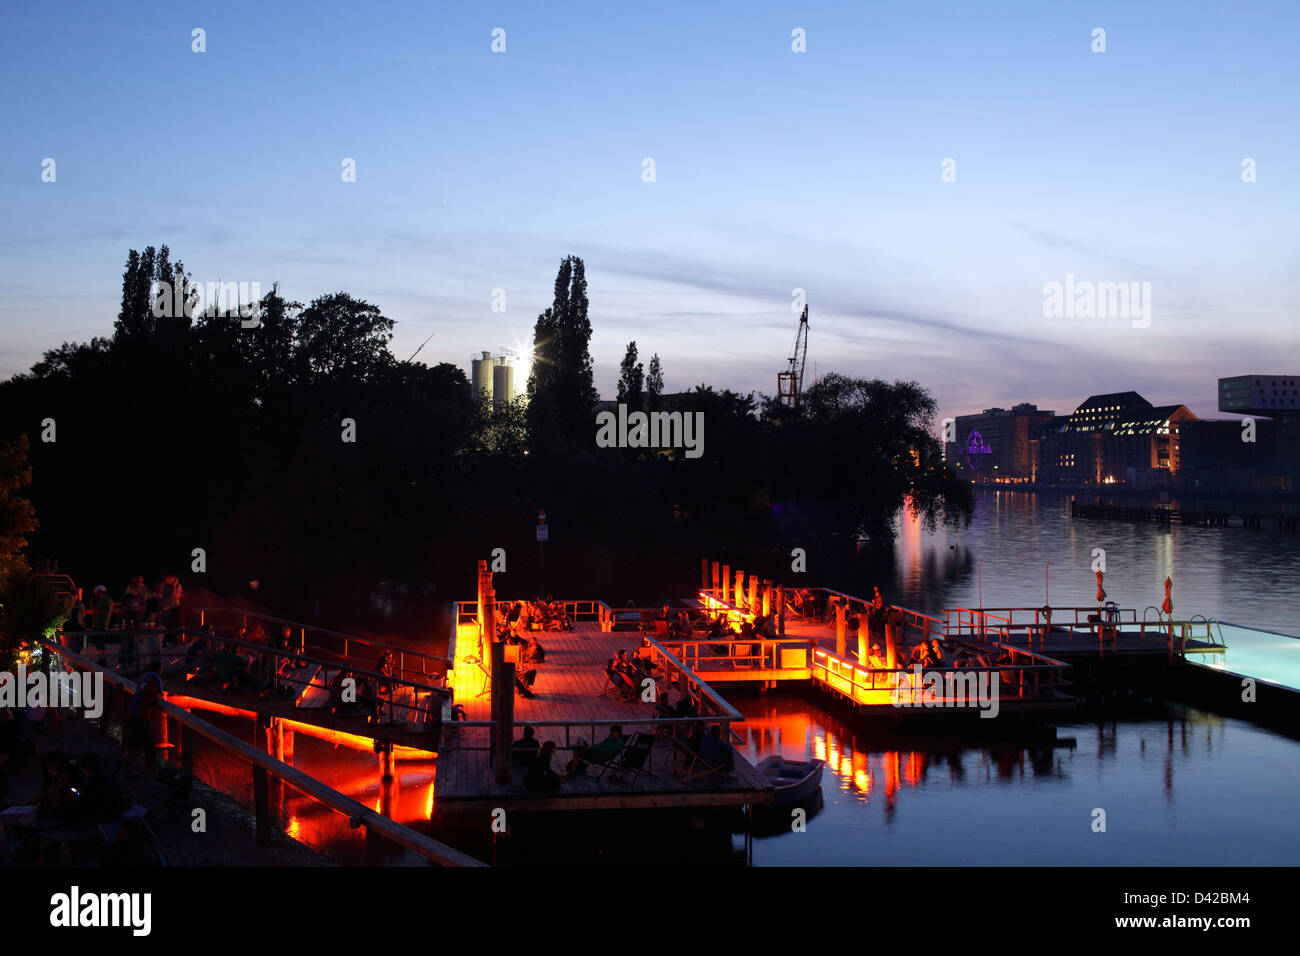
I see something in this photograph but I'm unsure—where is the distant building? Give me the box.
[1029,392,1196,486]
[468,351,522,409]
[1218,374,1300,415]
[1187,373,1300,491]
[945,403,1056,481]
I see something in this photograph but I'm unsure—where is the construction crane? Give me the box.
[777,305,809,407]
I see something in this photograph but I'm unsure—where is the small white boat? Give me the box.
[757,755,824,805]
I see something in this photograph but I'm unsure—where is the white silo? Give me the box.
[471,351,494,402]
[492,357,515,410]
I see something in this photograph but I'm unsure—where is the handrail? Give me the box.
[67,626,449,724]
[37,638,484,867]
[642,634,743,723]
[810,641,1069,705]
[190,603,451,664]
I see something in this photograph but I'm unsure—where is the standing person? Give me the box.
[120,577,145,673]
[123,660,163,776]
[89,585,114,657]
[372,652,395,724]
[63,588,86,648]
[121,576,145,628]
[159,575,183,646]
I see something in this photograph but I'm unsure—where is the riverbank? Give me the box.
[2,709,333,867]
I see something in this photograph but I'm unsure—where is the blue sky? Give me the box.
[2,0,1297,420]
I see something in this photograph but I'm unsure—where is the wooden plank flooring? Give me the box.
[437,622,771,812]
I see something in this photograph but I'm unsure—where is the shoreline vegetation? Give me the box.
[0,249,972,637]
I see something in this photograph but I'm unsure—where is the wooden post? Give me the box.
[776,587,785,636]
[748,575,758,615]
[858,613,870,664]
[712,561,720,595]
[478,561,491,634]
[721,564,731,602]
[490,642,514,784]
[761,580,772,617]
[271,717,285,762]
[482,588,496,675]
[182,724,195,782]
[735,570,745,610]
[252,765,271,845]
[835,602,847,657]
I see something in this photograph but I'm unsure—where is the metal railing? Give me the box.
[809,640,1070,706]
[189,605,449,686]
[659,635,815,672]
[940,606,1227,658]
[62,626,449,730]
[35,638,483,867]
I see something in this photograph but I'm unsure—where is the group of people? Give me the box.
[512,724,631,791]
[0,660,169,865]
[511,717,734,793]
[499,597,572,637]
[63,575,184,670]
[604,646,656,701]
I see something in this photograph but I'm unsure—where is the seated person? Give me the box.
[564,725,624,778]
[512,726,541,764]
[37,751,85,821]
[517,602,535,632]
[605,659,637,700]
[330,669,364,714]
[928,639,945,666]
[523,741,562,792]
[520,637,545,691]
[908,642,933,667]
[213,645,251,688]
[64,752,126,825]
[698,724,735,772]
[673,691,698,719]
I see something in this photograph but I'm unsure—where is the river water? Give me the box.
[176,489,1300,865]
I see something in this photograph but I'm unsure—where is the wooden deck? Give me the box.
[437,622,772,812]
[76,634,445,752]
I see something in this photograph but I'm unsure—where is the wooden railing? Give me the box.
[36,638,483,867]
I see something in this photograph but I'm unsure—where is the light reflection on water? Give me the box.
[177,490,1299,865]
[877,489,1300,637]
[732,691,1300,866]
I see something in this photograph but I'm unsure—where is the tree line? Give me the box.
[0,247,972,635]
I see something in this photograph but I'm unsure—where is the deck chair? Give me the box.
[602,732,656,784]
[581,739,628,780]
[672,737,734,782]
[637,610,658,636]
[599,663,637,700]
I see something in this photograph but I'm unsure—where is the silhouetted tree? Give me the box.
[295,292,394,382]
[527,256,597,447]
[646,353,663,413]
[616,341,644,409]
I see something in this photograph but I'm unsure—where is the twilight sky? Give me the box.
[2,1,1297,421]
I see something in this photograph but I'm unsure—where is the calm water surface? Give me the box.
[177,490,1300,865]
